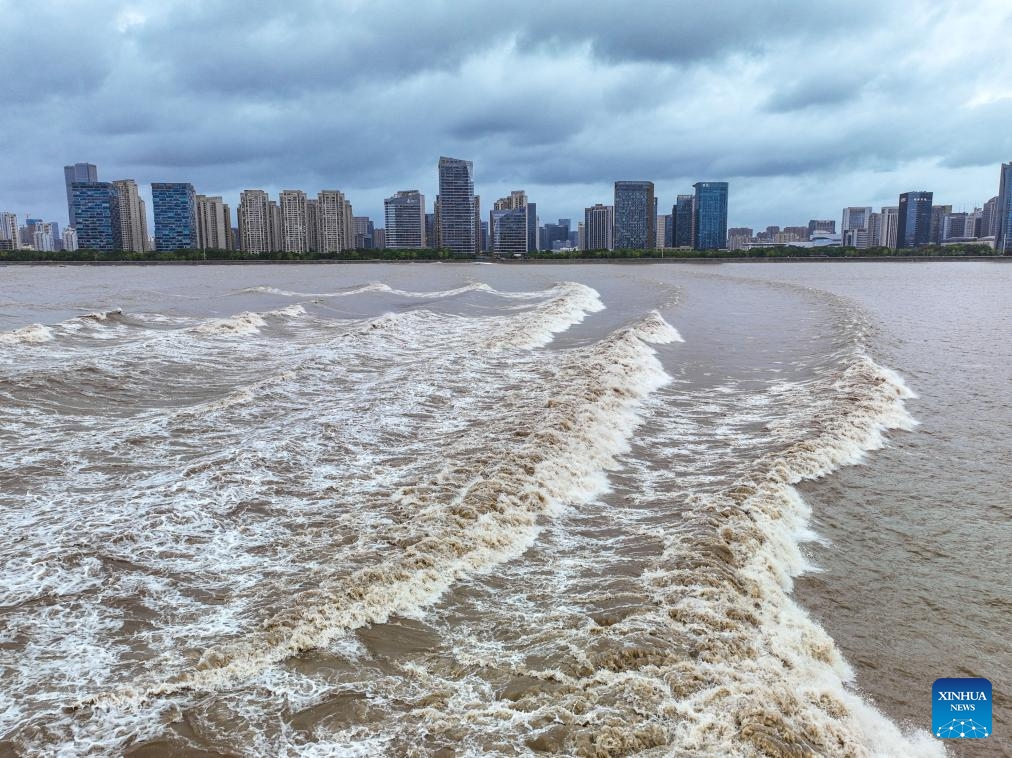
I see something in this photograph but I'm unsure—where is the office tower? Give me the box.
[62,227,78,251]
[112,179,148,252]
[480,220,489,252]
[980,195,999,238]
[437,156,476,256]
[64,163,98,227]
[373,228,386,248]
[941,212,969,241]
[995,163,1012,253]
[489,191,531,257]
[866,213,882,246]
[896,191,933,248]
[526,204,537,254]
[543,218,571,250]
[842,207,872,233]
[152,183,197,251]
[352,217,374,249]
[880,206,899,249]
[693,182,729,250]
[238,189,270,254]
[672,195,693,248]
[614,181,655,249]
[317,190,352,253]
[384,191,426,248]
[196,195,231,251]
[71,183,121,251]
[268,200,283,252]
[656,214,671,248]
[584,204,613,250]
[425,213,436,249]
[474,195,481,255]
[577,222,585,250]
[930,204,951,244]
[0,212,18,248]
[278,190,308,253]
[807,219,835,235]
[33,223,56,252]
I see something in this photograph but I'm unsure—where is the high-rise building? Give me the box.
[489,191,531,257]
[238,190,271,254]
[614,181,655,249]
[930,204,952,244]
[62,227,78,252]
[33,223,57,252]
[306,199,319,252]
[867,212,882,246]
[152,182,197,251]
[373,228,386,249]
[384,191,426,249]
[425,213,436,250]
[656,215,670,248]
[880,206,899,249]
[808,219,836,235]
[693,182,729,250]
[672,195,693,248]
[268,200,283,252]
[353,216,374,249]
[317,190,353,253]
[995,163,1012,253]
[842,207,872,233]
[196,195,231,251]
[980,195,999,238]
[437,156,476,256]
[112,179,148,252]
[584,204,613,250]
[896,191,933,249]
[278,190,309,253]
[71,182,121,251]
[542,218,571,251]
[941,212,970,241]
[64,163,98,227]
[0,212,19,248]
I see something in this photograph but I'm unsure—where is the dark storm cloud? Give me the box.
[1,0,1009,229]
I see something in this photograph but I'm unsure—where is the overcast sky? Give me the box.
[3,0,1011,231]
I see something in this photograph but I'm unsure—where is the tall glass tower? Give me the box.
[152,183,197,251]
[672,195,694,248]
[613,181,655,249]
[70,182,121,251]
[437,157,476,256]
[693,182,728,250]
[896,191,933,249]
[64,163,98,227]
[995,163,1012,254]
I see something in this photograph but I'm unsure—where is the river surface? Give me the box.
[0,261,1007,757]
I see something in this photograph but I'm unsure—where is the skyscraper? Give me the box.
[268,200,283,252]
[880,206,899,249]
[930,204,952,245]
[995,163,1012,253]
[613,181,655,249]
[672,195,693,248]
[62,227,78,252]
[238,190,271,254]
[842,207,872,233]
[196,195,232,251]
[0,212,19,249]
[693,182,729,250]
[384,191,426,249]
[317,190,353,253]
[112,179,148,252]
[279,190,309,253]
[64,163,98,227]
[306,199,319,252]
[584,204,614,250]
[353,216,374,249]
[896,191,933,248]
[71,182,121,251]
[152,183,197,251]
[981,195,999,238]
[437,157,476,256]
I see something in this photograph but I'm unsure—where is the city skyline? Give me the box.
[2,2,1010,233]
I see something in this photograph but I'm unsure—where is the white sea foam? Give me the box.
[0,323,54,345]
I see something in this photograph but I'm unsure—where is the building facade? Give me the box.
[614,181,655,249]
[317,190,353,253]
[152,182,197,251]
[64,162,98,227]
[995,163,1012,253]
[196,195,232,251]
[112,179,148,252]
[693,182,728,250]
[384,191,426,249]
[842,207,872,233]
[71,182,121,251]
[437,157,477,256]
[880,206,899,249]
[896,191,933,248]
[672,195,693,248]
[584,204,613,250]
[0,212,19,248]
[238,190,271,254]
[279,190,309,253]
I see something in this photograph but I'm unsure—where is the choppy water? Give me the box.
[0,262,1007,757]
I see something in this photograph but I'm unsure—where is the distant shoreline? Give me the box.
[1,255,1008,266]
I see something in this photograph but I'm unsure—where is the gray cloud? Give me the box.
[2,0,1010,231]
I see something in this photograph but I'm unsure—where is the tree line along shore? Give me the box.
[0,243,1003,264]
